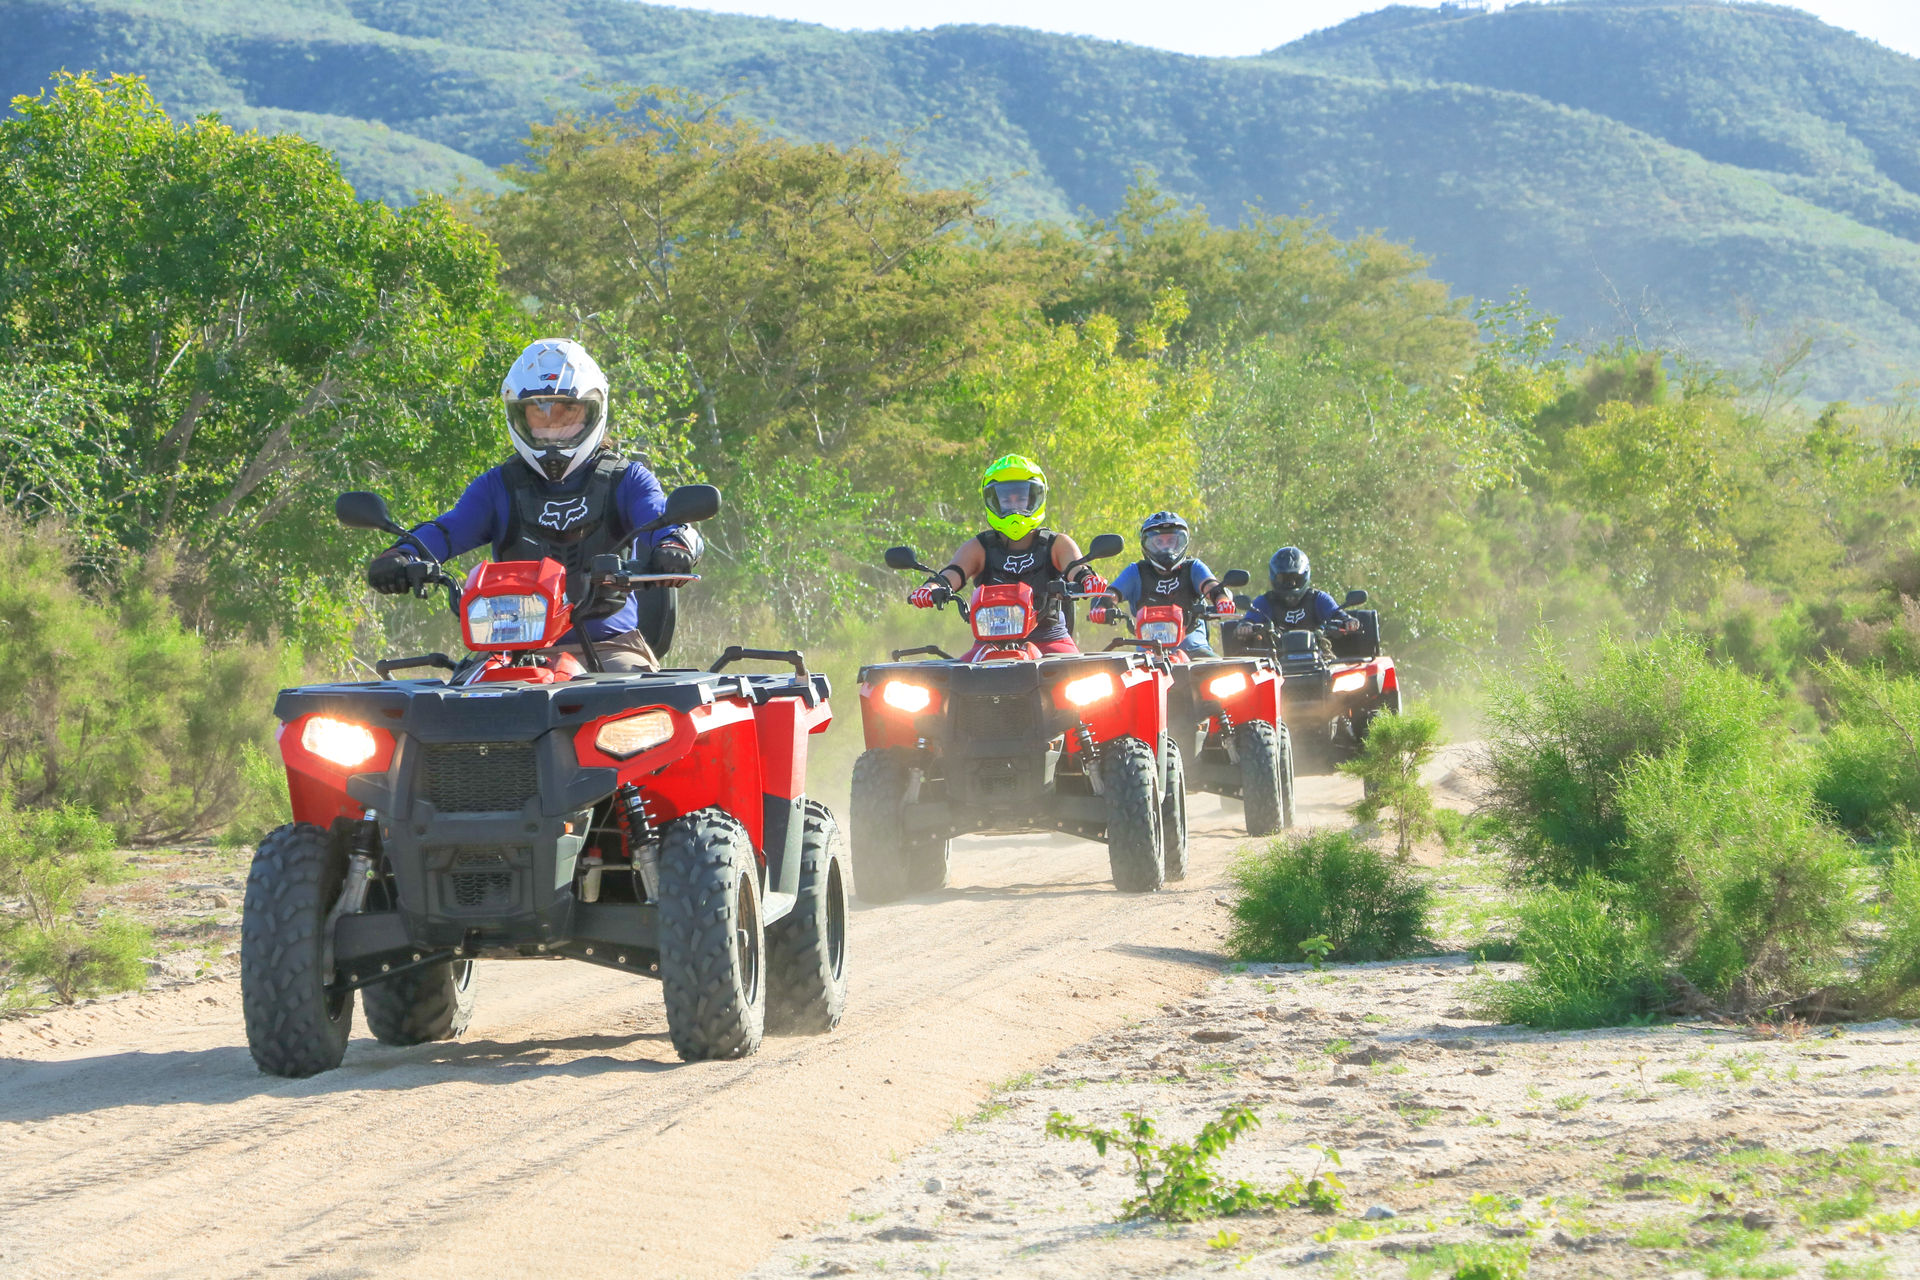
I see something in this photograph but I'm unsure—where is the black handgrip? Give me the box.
[709,646,812,681]
[375,653,457,678]
[890,644,954,662]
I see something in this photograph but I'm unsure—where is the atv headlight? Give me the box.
[1331,670,1369,694]
[1140,620,1181,647]
[881,681,932,713]
[973,603,1029,638]
[301,716,378,769]
[594,709,675,758]
[1207,672,1249,700]
[1063,672,1116,707]
[466,592,548,646]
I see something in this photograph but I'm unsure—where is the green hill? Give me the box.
[6,0,1919,400]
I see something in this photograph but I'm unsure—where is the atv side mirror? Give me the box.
[1084,533,1125,562]
[1222,569,1250,589]
[884,546,922,572]
[648,483,721,531]
[1344,588,1369,607]
[336,491,402,534]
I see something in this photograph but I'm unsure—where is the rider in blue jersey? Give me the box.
[1093,512,1236,656]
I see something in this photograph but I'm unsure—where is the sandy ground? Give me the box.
[0,772,1360,1280]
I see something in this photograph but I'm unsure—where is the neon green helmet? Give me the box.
[981,454,1048,541]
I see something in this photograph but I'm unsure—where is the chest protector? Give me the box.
[494,454,634,623]
[977,528,1069,638]
[1133,558,1205,628]
[1263,591,1317,629]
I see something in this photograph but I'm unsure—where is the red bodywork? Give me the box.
[278,559,833,864]
[1132,604,1282,732]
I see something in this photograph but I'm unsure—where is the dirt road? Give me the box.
[0,777,1359,1280]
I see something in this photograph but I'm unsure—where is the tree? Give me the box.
[0,73,524,649]
[1340,706,1443,860]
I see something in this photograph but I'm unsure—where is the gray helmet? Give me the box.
[1269,546,1310,606]
[1139,511,1191,571]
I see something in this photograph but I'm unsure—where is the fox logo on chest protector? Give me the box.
[1001,551,1038,573]
[539,496,590,531]
[1154,577,1181,596]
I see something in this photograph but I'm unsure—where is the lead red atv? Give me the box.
[1098,581,1295,846]
[241,485,847,1078]
[850,535,1182,901]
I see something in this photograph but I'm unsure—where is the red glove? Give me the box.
[1077,572,1108,597]
[1088,602,1112,625]
[1212,596,1237,616]
[909,584,940,609]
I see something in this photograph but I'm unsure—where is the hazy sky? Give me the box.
[654,0,1920,59]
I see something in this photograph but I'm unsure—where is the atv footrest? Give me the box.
[1185,757,1245,797]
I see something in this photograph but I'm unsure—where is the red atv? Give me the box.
[1099,579,1295,845]
[1223,588,1400,776]
[850,536,1182,901]
[242,486,847,1078]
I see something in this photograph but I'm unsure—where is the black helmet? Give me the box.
[1139,511,1191,571]
[1269,546,1311,606]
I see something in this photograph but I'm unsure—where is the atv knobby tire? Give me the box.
[659,809,765,1061]
[362,959,476,1046]
[850,748,948,903]
[1101,736,1163,893]
[766,800,850,1036]
[1236,720,1289,836]
[1159,734,1189,881]
[241,822,354,1078]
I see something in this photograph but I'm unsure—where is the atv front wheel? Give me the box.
[1236,720,1287,837]
[767,800,850,1036]
[241,822,354,1078]
[659,809,765,1061]
[850,748,949,903]
[1101,736,1164,893]
[1159,734,1189,881]
[362,959,476,1046]
[1278,721,1298,829]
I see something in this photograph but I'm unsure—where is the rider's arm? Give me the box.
[400,472,499,560]
[1189,559,1227,606]
[1050,533,1099,587]
[935,538,984,591]
[615,465,699,559]
[1109,563,1143,609]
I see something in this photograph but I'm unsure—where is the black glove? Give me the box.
[651,540,697,575]
[368,549,427,595]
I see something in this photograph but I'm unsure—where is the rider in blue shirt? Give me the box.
[366,339,699,671]
[1095,512,1236,656]
[1239,546,1358,636]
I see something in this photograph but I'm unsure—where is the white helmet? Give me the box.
[502,338,610,481]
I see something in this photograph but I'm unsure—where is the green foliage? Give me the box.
[1226,829,1433,964]
[0,516,295,841]
[1479,879,1667,1030]
[0,793,150,1005]
[1406,1241,1530,1280]
[1341,705,1443,857]
[1045,1106,1343,1221]
[1815,662,1920,836]
[1858,850,1920,1017]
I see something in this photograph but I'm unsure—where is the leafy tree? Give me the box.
[1341,706,1443,859]
[0,72,523,649]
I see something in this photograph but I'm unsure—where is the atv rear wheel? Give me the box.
[241,822,354,1078]
[766,800,850,1036]
[1237,720,1287,837]
[850,748,948,903]
[1159,734,1189,881]
[362,959,476,1046]
[1101,736,1163,893]
[659,809,765,1061]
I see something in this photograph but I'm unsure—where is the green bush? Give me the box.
[0,795,151,1005]
[1858,850,1920,1016]
[1814,662,1920,836]
[0,518,298,841]
[1226,829,1433,964]
[1479,880,1667,1029]
[1341,704,1443,857]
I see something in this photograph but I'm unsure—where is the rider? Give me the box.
[1093,511,1235,656]
[908,454,1107,656]
[1239,546,1358,638]
[365,337,701,673]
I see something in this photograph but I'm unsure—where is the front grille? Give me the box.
[951,693,1037,740]
[419,741,537,813]
[451,871,514,910]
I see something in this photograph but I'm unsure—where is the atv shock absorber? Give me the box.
[323,811,381,979]
[616,784,661,904]
[1073,724,1104,796]
[1216,710,1239,763]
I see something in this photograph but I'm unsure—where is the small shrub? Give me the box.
[0,795,151,1005]
[1226,829,1433,963]
[1479,879,1667,1029]
[1341,704,1443,857]
[1815,662,1920,836]
[1860,850,1920,1015]
[1046,1106,1343,1221]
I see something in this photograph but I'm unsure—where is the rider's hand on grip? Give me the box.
[651,540,697,576]
[1212,596,1237,616]
[909,583,941,609]
[1078,571,1108,597]
[404,561,435,595]
[1087,602,1112,625]
[368,550,422,596]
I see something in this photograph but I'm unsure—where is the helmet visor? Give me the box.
[984,479,1045,519]
[506,395,603,452]
[1275,571,1308,594]
[1143,529,1188,564]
